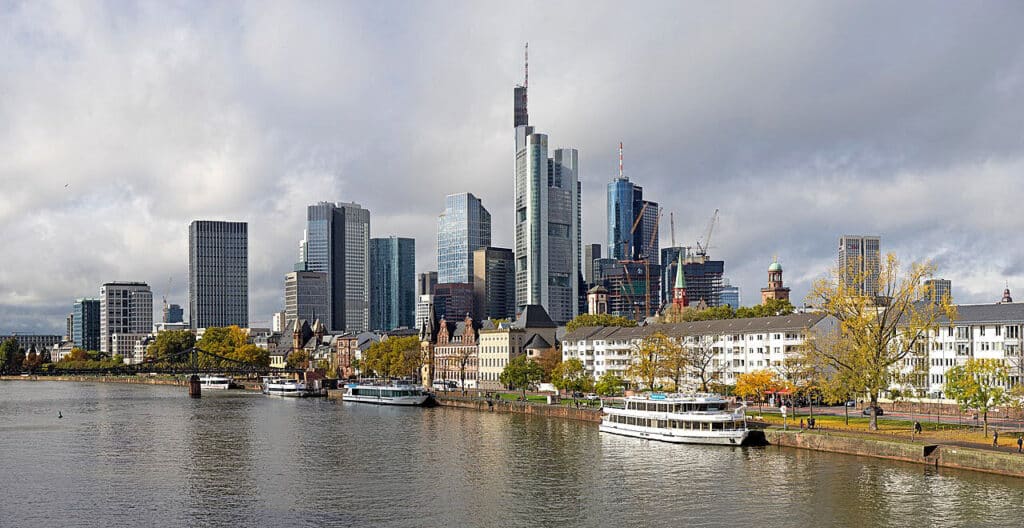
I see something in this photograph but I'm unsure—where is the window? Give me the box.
[996,325,1002,336]
[980,326,986,336]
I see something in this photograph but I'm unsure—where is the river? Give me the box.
[1,381,1022,527]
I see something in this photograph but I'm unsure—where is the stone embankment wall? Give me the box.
[0,375,185,386]
[434,395,604,423]
[764,429,1024,478]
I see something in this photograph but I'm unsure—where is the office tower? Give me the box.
[838,235,881,296]
[162,304,183,324]
[592,261,663,321]
[417,272,438,297]
[65,313,73,342]
[925,279,952,304]
[606,146,659,264]
[473,247,515,320]
[433,282,474,321]
[189,220,248,329]
[72,298,100,351]
[721,280,741,308]
[285,271,329,329]
[677,258,725,308]
[370,236,416,331]
[584,243,602,284]
[437,193,491,284]
[514,132,580,324]
[99,282,153,354]
[302,201,370,332]
[660,247,687,307]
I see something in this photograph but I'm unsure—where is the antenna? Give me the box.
[524,42,528,89]
[670,212,676,248]
[619,142,624,179]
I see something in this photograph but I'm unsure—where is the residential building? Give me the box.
[72,298,100,351]
[300,201,370,332]
[433,283,474,321]
[189,220,248,329]
[924,279,952,304]
[370,236,416,331]
[760,258,791,304]
[163,303,184,324]
[285,271,330,331]
[584,243,602,285]
[720,280,740,309]
[561,313,835,386]
[99,282,153,354]
[473,247,515,321]
[417,272,438,296]
[838,235,881,297]
[437,193,491,284]
[476,305,557,390]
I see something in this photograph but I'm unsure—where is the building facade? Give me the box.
[370,236,416,331]
[660,247,687,307]
[607,171,659,263]
[417,272,438,296]
[163,303,184,324]
[584,243,602,285]
[760,259,791,304]
[838,235,881,297]
[72,298,101,351]
[433,282,475,321]
[285,271,330,331]
[189,220,248,329]
[431,314,484,390]
[437,193,491,285]
[99,282,153,355]
[301,201,370,332]
[473,247,515,321]
[477,305,557,390]
[680,258,725,308]
[593,260,662,321]
[925,279,952,304]
[720,281,740,309]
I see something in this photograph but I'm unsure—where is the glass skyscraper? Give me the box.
[189,220,248,330]
[302,202,370,332]
[437,193,491,284]
[370,236,416,331]
[72,298,100,351]
[607,177,659,263]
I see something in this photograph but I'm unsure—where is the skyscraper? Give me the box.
[162,304,184,324]
[606,145,659,264]
[473,247,515,320]
[99,282,152,354]
[72,298,100,351]
[924,278,952,304]
[189,220,248,329]
[285,271,329,329]
[584,243,602,284]
[301,202,370,332]
[838,235,881,296]
[370,236,416,331]
[660,246,686,307]
[437,193,491,284]
[720,280,741,308]
[417,272,438,296]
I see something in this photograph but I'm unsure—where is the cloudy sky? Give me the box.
[2,1,1024,334]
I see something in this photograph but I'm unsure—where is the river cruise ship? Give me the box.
[342,383,429,406]
[600,393,748,446]
[198,375,231,390]
[261,376,308,397]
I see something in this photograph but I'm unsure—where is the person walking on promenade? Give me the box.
[914,421,922,436]
[992,430,998,447]
[1017,435,1022,453]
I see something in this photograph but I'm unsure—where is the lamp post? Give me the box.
[781,404,788,431]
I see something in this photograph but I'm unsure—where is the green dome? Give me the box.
[768,261,783,272]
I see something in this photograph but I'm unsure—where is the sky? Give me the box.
[2,1,1024,334]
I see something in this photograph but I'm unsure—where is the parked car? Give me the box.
[862,406,884,416]
[845,400,857,408]
[584,393,600,401]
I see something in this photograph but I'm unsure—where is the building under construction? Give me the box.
[594,260,662,321]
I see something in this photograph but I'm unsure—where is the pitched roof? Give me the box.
[562,312,829,342]
[935,302,1024,325]
[523,334,552,350]
[513,305,556,329]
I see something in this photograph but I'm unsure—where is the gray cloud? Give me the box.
[2,1,1024,333]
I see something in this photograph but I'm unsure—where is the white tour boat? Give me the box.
[342,383,429,406]
[600,393,748,446]
[198,375,232,390]
[262,376,308,397]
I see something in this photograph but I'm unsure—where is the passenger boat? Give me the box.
[198,375,231,390]
[342,383,429,406]
[261,376,308,397]
[600,393,748,446]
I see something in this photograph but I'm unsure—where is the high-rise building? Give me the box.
[682,259,725,308]
[162,303,183,324]
[660,247,687,307]
[189,220,248,329]
[370,236,416,331]
[417,272,438,297]
[838,235,881,297]
[925,279,952,304]
[72,298,100,351]
[99,282,153,354]
[301,201,370,332]
[473,247,515,321]
[272,311,287,333]
[433,282,474,321]
[606,149,659,264]
[437,193,491,284]
[513,135,580,324]
[584,243,602,284]
[415,294,435,333]
[285,271,329,329]
[720,280,741,308]
[593,261,662,321]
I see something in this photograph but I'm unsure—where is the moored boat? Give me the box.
[600,393,748,446]
[342,383,428,406]
[199,375,232,390]
[262,376,308,397]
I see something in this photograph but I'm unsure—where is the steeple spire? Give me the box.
[672,259,688,310]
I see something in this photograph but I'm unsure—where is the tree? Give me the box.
[362,336,421,381]
[196,326,249,368]
[535,348,561,383]
[566,313,637,332]
[945,358,1009,436]
[595,372,625,396]
[64,347,89,362]
[285,349,310,370]
[628,333,667,390]
[0,338,18,374]
[684,335,720,392]
[233,344,270,369]
[147,330,195,363]
[500,355,544,400]
[805,254,954,430]
[734,370,779,414]
[22,347,41,373]
[656,335,688,391]
[552,358,590,401]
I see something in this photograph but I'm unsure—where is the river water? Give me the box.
[1,381,1022,527]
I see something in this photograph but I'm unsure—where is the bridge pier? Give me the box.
[188,374,201,398]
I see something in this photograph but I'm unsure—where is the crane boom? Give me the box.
[670,212,676,248]
[697,209,719,256]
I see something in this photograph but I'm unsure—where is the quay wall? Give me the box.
[1,375,186,386]
[434,395,603,423]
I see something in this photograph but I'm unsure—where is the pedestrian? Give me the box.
[993,430,999,447]
[914,421,922,435]
[1017,435,1022,453]
[800,418,804,429]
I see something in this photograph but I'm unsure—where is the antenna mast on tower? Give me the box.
[619,142,624,179]
[524,42,528,103]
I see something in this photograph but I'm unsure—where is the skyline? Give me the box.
[3,2,1024,333]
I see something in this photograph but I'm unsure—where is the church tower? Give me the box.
[761,257,791,304]
[672,260,688,310]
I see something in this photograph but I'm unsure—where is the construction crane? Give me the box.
[695,209,719,258]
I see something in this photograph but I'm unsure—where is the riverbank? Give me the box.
[1,375,186,386]
[433,394,603,423]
